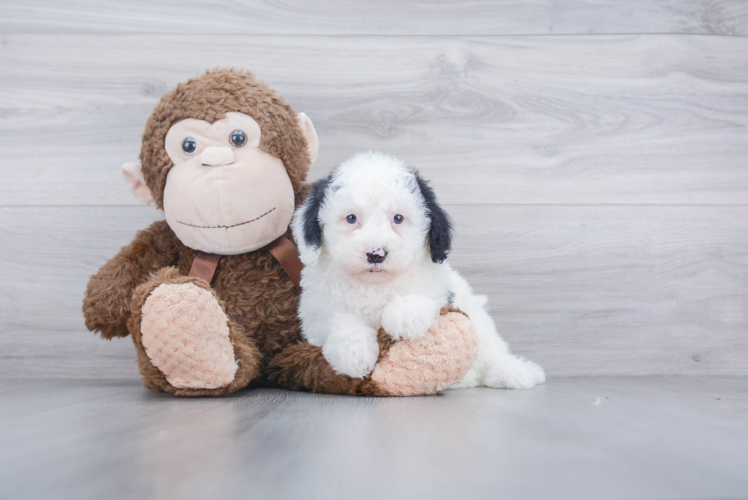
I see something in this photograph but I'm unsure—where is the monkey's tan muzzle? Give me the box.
[201,146,235,167]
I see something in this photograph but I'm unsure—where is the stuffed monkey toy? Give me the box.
[82,69,478,397]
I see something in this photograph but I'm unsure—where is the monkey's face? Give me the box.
[162,112,295,255]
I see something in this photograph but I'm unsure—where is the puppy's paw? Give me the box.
[381,295,441,341]
[322,320,379,379]
[483,355,546,389]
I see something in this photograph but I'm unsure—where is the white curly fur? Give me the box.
[292,152,546,388]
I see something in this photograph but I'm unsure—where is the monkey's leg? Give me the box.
[267,307,477,396]
[128,267,261,397]
[369,307,478,396]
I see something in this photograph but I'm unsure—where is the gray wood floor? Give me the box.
[1,377,747,500]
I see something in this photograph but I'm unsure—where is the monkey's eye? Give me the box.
[346,214,357,224]
[393,214,404,224]
[182,137,197,155]
[229,130,247,148]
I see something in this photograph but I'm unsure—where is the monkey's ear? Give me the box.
[122,161,156,205]
[413,170,452,263]
[296,112,319,165]
[291,174,330,266]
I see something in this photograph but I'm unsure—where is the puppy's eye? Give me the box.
[393,214,404,224]
[182,137,197,155]
[229,130,247,148]
[346,214,357,224]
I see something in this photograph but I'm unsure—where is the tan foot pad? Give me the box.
[371,312,478,396]
[141,282,238,389]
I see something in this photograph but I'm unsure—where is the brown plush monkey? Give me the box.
[83,68,478,397]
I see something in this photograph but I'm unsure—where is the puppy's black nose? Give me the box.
[366,248,387,264]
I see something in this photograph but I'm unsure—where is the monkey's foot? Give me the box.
[141,281,237,389]
[371,307,478,396]
[130,268,261,396]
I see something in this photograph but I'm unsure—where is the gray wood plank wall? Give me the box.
[1,1,746,379]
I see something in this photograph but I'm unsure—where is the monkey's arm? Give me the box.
[83,220,180,339]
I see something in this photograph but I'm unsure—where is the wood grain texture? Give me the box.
[1,0,747,35]
[1,205,745,378]
[1,34,747,206]
[2,377,747,500]
[1,4,747,382]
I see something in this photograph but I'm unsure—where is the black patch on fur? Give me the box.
[447,291,455,305]
[412,170,452,263]
[302,174,332,250]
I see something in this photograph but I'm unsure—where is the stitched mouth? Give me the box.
[177,207,276,229]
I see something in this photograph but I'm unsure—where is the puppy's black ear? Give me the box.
[301,174,331,250]
[413,170,452,263]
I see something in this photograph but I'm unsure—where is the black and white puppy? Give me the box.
[292,152,545,388]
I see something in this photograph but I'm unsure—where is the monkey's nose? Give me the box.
[201,147,235,167]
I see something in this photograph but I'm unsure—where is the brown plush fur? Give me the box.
[83,217,419,396]
[83,68,473,397]
[82,68,382,396]
[129,267,262,397]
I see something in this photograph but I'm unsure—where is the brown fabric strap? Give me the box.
[266,235,303,291]
[188,251,222,283]
[186,236,301,291]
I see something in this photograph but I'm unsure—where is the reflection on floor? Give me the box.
[1,377,747,500]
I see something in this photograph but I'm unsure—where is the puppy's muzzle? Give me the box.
[366,248,387,264]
